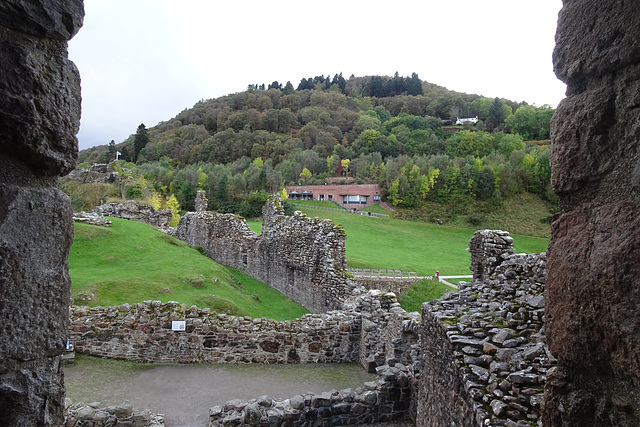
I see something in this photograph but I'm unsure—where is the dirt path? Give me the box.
[65,357,379,427]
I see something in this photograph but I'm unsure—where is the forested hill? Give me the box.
[75,73,556,222]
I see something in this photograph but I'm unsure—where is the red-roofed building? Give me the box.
[285,184,381,210]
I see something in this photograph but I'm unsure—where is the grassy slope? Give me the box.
[69,218,308,320]
[399,279,453,313]
[273,204,548,276]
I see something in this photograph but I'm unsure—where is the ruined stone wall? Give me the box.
[416,230,551,426]
[208,363,412,426]
[68,290,410,371]
[69,302,361,364]
[95,199,172,230]
[468,230,516,283]
[0,1,83,424]
[66,162,120,184]
[176,195,357,313]
[545,1,640,425]
[65,400,165,427]
[352,277,420,295]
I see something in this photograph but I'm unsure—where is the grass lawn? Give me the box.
[399,279,453,313]
[357,203,394,217]
[69,218,308,320]
[275,202,549,276]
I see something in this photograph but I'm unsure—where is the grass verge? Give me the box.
[399,279,453,313]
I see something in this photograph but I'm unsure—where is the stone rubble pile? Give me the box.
[72,211,112,227]
[208,364,412,426]
[95,199,173,231]
[64,400,165,427]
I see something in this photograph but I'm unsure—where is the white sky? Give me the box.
[69,0,566,151]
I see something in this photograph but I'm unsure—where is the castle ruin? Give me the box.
[1,0,639,425]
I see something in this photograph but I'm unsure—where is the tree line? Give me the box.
[75,74,555,217]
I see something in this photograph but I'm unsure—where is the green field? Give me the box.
[69,218,308,320]
[70,201,549,317]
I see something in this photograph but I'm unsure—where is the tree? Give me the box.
[487,98,506,132]
[299,167,312,181]
[165,195,181,227]
[133,123,149,162]
[107,139,116,158]
[341,158,350,176]
[505,105,554,140]
[282,81,295,95]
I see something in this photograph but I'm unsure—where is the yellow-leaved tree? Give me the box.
[165,194,181,227]
[148,192,163,211]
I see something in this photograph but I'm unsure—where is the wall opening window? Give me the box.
[343,195,367,204]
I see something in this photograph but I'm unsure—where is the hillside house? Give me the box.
[455,116,479,125]
[285,184,381,209]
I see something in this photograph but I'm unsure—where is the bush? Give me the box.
[194,245,208,256]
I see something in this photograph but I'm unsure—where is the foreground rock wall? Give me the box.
[177,195,356,313]
[416,230,550,426]
[0,1,83,425]
[545,1,640,424]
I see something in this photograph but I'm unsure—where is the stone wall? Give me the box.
[208,363,412,426]
[69,302,361,364]
[416,230,550,426]
[64,400,165,427]
[468,230,516,283]
[0,1,83,425]
[176,195,357,313]
[66,162,121,184]
[353,277,421,295]
[545,1,640,425]
[68,290,411,369]
[95,199,172,230]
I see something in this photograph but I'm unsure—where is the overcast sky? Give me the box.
[68,0,566,151]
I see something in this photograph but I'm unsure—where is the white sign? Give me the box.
[172,320,186,331]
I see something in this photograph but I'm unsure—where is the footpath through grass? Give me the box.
[69,218,308,320]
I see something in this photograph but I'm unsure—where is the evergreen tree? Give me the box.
[487,98,506,132]
[133,124,149,162]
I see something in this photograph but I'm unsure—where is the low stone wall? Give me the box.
[69,302,361,364]
[208,363,412,426]
[176,195,357,313]
[353,277,421,295]
[95,199,172,230]
[68,290,413,370]
[416,230,550,427]
[64,400,165,427]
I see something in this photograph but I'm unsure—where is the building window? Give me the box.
[343,195,368,204]
[373,195,380,202]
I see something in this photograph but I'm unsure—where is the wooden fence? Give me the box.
[347,267,430,279]
[289,203,390,219]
